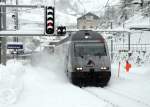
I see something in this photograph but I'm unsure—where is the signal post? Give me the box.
[0,4,55,65]
[45,6,55,35]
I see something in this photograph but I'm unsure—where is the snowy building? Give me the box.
[77,12,100,29]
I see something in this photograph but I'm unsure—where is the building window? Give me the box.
[82,26,86,29]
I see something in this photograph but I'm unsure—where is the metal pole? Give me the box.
[0,0,1,28]
[128,33,130,51]
[0,4,45,8]
[54,0,56,8]
[0,0,2,64]
[13,0,19,42]
[110,18,113,61]
[110,22,113,29]
[54,0,56,33]
[1,37,6,65]
[15,0,19,58]
[1,0,7,65]
[128,32,131,58]
[44,7,46,34]
[0,38,1,63]
[16,0,18,30]
[111,38,113,61]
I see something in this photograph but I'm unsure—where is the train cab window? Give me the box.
[74,43,107,57]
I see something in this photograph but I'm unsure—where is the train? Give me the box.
[55,30,111,87]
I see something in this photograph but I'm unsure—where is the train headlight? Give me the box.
[76,67,83,71]
[100,67,109,70]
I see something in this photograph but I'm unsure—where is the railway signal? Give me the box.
[57,26,66,36]
[45,6,55,35]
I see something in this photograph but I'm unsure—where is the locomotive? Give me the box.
[55,30,111,87]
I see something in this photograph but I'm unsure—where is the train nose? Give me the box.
[89,68,94,73]
[87,60,95,66]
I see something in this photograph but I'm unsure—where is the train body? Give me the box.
[55,30,111,87]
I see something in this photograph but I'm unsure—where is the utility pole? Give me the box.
[110,21,113,29]
[0,38,1,63]
[16,0,19,30]
[1,35,6,65]
[108,6,113,61]
[14,0,19,42]
[0,0,7,65]
[128,32,131,58]
[14,0,19,58]
[54,0,56,33]
[111,36,113,61]
[128,33,130,52]
[106,5,113,61]
[140,0,144,7]
[0,0,2,64]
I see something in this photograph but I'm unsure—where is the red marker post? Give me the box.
[117,62,121,78]
[125,60,132,72]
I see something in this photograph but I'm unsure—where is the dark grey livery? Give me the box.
[55,30,111,87]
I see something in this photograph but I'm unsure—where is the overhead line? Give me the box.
[105,0,110,7]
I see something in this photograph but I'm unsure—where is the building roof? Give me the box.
[77,12,99,20]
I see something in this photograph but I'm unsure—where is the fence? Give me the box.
[108,43,150,65]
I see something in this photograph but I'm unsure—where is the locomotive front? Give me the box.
[69,30,111,87]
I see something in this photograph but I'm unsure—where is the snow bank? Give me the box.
[8,52,107,107]
[0,61,25,105]
[109,63,150,106]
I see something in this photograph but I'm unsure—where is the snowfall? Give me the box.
[1,0,150,107]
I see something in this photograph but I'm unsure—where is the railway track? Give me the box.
[83,88,120,107]
[106,87,150,107]
[83,87,150,107]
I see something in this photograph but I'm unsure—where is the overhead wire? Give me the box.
[105,0,110,7]
[0,8,43,15]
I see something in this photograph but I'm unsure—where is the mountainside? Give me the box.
[6,0,120,27]
[5,0,150,29]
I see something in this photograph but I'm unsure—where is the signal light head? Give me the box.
[57,26,66,36]
[45,6,55,35]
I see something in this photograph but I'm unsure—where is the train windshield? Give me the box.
[74,43,107,57]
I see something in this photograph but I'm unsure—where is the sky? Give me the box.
[18,0,120,15]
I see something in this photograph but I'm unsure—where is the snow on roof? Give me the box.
[125,14,150,29]
[77,12,99,20]
[0,30,44,36]
[7,42,23,45]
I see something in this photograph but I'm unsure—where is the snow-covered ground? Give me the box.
[0,51,150,107]
[0,61,24,106]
